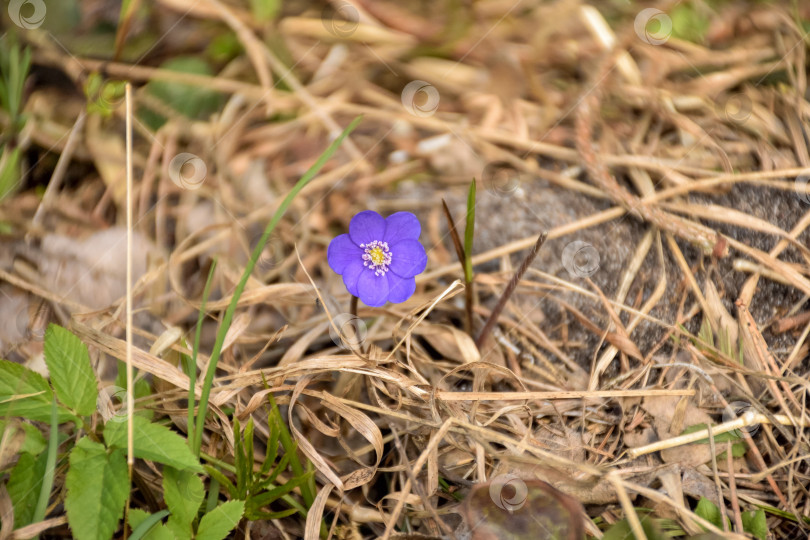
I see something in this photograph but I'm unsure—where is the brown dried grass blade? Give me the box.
[475,232,548,349]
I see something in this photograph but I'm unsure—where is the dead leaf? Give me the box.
[417,323,480,364]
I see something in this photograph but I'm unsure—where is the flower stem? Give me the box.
[350,295,358,319]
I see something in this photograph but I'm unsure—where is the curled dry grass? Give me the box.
[4,0,810,538]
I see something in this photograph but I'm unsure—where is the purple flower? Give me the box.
[328,210,427,307]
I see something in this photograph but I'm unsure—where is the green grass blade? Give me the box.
[204,465,237,499]
[260,413,280,476]
[129,510,170,540]
[32,397,59,538]
[463,179,476,283]
[244,417,254,487]
[189,259,217,451]
[191,116,362,456]
[206,477,221,513]
[267,394,311,505]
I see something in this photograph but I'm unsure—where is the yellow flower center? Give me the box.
[361,240,393,276]
[368,246,385,265]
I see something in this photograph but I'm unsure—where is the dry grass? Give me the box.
[3,0,810,538]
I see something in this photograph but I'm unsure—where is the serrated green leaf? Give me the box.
[104,415,201,472]
[0,359,74,422]
[43,324,98,415]
[163,466,204,526]
[65,438,129,540]
[165,515,192,540]
[196,500,244,540]
[127,508,150,530]
[742,509,767,540]
[145,523,176,540]
[6,451,47,527]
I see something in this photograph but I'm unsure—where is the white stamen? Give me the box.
[361,240,393,276]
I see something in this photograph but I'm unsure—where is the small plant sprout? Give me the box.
[328,210,427,307]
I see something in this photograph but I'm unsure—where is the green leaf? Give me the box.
[145,57,222,125]
[127,508,151,530]
[602,512,666,540]
[671,3,710,44]
[43,324,98,415]
[0,359,74,422]
[248,0,279,21]
[681,423,742,444]
[196,500,245,540]
[65,438,129,540]
[113,361,152,400]
[164,515,192,540]
[128,509,174,540]
[104,416,202,472]
[718,442,747,461]
[0,419,47,456]
[695,498,728,531]
[6,451,47,527]
[109,361,153,422]
[163,466,204,525]
[742,509,767,540]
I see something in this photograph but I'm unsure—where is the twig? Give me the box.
[773,310,810,334]
[124,83,135,540]
[475,232,548,348]
[125,84,135,469]
[436,389,695,401]
[31,111,86,229]
[626,411,810,459]
[727,441,744,534]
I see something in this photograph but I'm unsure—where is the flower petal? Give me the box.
[349,210,385,246]
[389,239,427,278]
[341,261,364,297]
[327,234,361,274]
[357,270,389,307]
[383,212,421,244]
[386,273,416,304]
